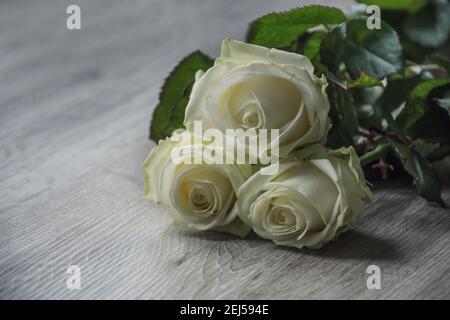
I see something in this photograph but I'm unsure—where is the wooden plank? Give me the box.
[0,0,448,299]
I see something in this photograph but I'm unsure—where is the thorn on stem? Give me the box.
[372,159,394,180]
[364,130,376,152]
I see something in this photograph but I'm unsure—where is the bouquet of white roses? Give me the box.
[144,3,450,249]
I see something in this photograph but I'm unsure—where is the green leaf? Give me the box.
[428,55,450,75]
[398,79,450,144]
[343,18,403,79]
[246,5,347,48]
[304,32,325,59]
[326,125,354,149]
[391,140,445,205]
[320,19,403,79]
[331,84,359,135]
[403,0,450,48]
[326,83,358,148]
[400,79,450,132]
[149,51,213,142]
[347,71,381,89]
[436,97,450,115]
[320,23,346,72]
[379,73,421,113]
[158,82,193,139]
[303,31,327,73]
[356,103,384,130]
[373,73,424,141]
[436,98,450,112]
[427,144,450,162]
[356,0,425,12]
[382,105,407,141]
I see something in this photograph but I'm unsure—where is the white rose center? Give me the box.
[189,185,212,211]
[174,167,235,221]
[269,207,296,227]
[274,162,339,223]
[224,75,302,130]
[241,107,260,129]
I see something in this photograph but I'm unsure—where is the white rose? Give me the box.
[237,144,373,249]
[143,130,252,237]
[184,38,330,158]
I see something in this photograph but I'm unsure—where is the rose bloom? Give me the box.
[184,38,330,158]
[143,130,252,237]
[236,144,373,249]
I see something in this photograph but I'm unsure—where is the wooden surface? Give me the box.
[0,0,449,300]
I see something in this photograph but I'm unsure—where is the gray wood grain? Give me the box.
[0,0,449,300]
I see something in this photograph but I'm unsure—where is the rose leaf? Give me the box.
[391,140,445,206]
[320,23,346,73]
[397,79,450,144]
[149,51,213,142]
[246,5,347,48]
[343,18,404,79]
[347,71,381,89]
[436,97,450,115]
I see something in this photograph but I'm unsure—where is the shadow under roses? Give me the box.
[179,227,401,262]
[172,178,450,261]
[292,230,402,261]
